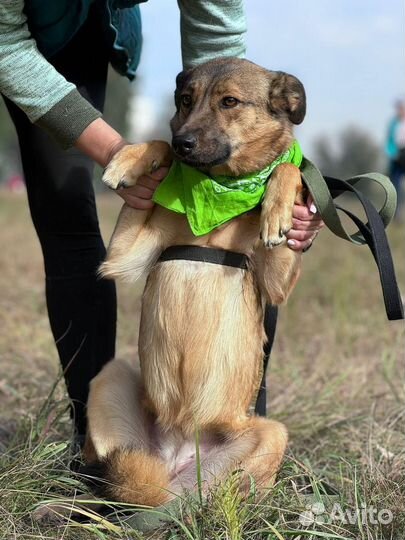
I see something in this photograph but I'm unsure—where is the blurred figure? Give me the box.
[6,173,25,194]
[385,99,405,218]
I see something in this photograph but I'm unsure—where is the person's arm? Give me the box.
[0,1,103,148]
[177,0,246,68]
[0,2,160,208]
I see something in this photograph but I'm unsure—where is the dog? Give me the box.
[83,57,306,507]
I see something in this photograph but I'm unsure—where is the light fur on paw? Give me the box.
[260,197,294,248]
[103,141,172,190]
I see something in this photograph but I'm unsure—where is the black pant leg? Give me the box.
[255,305,278,416]
[2,5,116,435]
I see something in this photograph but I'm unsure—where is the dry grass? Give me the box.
[0,190,404,540]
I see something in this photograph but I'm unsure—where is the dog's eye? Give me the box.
[221,96,239,108]
[181,94,192,108]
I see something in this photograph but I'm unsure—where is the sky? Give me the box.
[129,0,405,159]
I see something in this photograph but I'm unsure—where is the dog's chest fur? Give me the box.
[138,208,265,435]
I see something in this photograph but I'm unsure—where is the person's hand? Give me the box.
[286,196,324,251]
[116,167,169,209]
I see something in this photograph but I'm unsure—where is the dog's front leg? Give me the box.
[254,162,304,304]
[103,140,172,191]
[100,141,172,282]
[99,204,160,282]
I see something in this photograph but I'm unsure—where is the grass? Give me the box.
[0,190,404,539]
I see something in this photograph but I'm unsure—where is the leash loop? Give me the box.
[300,158,397,244]
[300,158,403,320]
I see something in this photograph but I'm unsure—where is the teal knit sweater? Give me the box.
[0,1,246,148]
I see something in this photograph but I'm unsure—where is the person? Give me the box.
[385,99,405,218]
[0,0,323,442]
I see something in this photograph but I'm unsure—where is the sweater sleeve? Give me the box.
[0,0,101,148]
[177,0,247,69]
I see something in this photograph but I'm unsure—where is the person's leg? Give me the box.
[389,160,404,219]
[3,5,116,436]
[255,305,278,416]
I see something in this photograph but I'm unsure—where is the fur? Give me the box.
[85,58,306,507]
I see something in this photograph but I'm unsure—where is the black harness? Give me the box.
[159,245,248,269]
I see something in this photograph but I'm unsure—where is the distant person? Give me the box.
[6,173,25,194]
[386,99,405,218]
[0,0,323,445]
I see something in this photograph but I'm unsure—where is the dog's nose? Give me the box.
[172,134,196,155]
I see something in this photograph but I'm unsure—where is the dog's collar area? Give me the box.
[158,245,249,269]
[153,141,303,237]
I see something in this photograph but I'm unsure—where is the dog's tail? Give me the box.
[80,449,172,507]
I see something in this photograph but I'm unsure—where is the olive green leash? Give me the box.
[300,157,397,244]
[300,157,403,320]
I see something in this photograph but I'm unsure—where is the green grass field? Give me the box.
[0,191,404,540]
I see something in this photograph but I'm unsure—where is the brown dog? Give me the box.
[84,57,306,507]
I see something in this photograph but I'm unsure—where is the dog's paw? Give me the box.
[103,141,172,190]
[260,199,294,249]
[32,502,68,522]
[33,494,103,522]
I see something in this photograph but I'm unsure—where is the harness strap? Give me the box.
[300,158,404,321]
[158,245,248,269]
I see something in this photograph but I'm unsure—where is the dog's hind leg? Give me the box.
[85,359,173,506]
[236,417,288,492]
[168,431,258,496]
[169,418,287,497]
[85,359,150,460]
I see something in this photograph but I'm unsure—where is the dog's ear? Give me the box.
[268,71,306,125]
[174,68,194,110]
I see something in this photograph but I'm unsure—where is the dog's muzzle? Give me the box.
[172,134,196,157]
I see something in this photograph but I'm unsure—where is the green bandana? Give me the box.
[153,140,303,236]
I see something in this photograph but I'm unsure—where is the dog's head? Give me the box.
[170,57,306,176]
